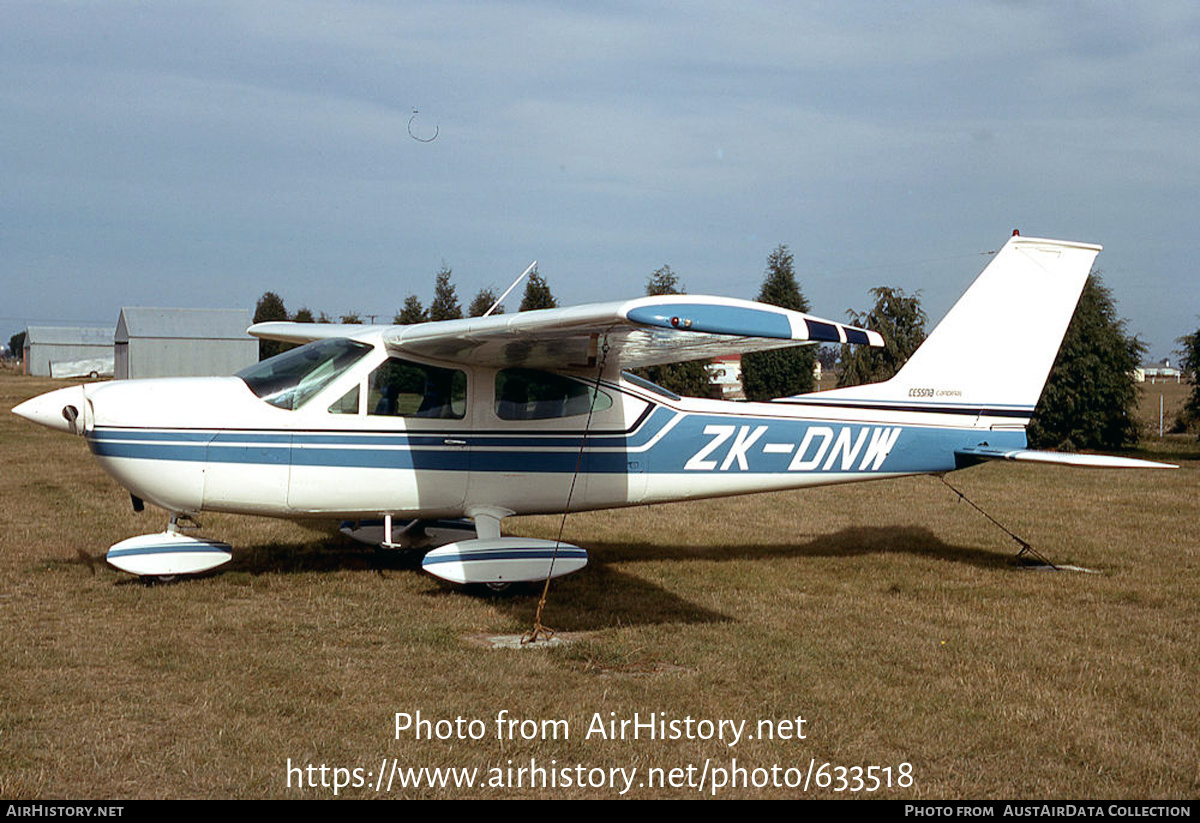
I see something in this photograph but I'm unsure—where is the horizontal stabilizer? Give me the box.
[422,538,588,584]
[955,446,1176,470]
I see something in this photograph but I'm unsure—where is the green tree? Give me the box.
[741,245,817,400]
[340,313,362,324]
[469,287,503,317]
[519,269,557,311]
[428,264,462,322]
[837,287,927,387]
[8,331,26,363]
[1176,324,1200,434]
[645,265,683,297]
[1026,273,1144,450]
[394,294,427,325]
[634,265,713,397]
[292,307,315,323]
[254,291,288,360]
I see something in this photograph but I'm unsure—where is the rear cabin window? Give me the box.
[621,369,681,401]
[494,369,612,420]
[368,358,467,419]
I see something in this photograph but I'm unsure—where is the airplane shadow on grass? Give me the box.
[473,526,1034,629]
[585,525,1020,569]
[428,563,732,630]
[220,523,1016,576]
[72,524,1022,629]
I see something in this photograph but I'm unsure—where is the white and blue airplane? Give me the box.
[13,233,1170,584]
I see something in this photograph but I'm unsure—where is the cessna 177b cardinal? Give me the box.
[13,234,1171,584]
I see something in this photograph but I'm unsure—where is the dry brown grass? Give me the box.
[1137,380,1192,437]
[1,373,1196,799]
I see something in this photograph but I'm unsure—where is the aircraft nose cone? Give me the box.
[12,385,90,434]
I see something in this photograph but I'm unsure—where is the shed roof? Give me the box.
[25,326,112,346]
[117,308,252,342]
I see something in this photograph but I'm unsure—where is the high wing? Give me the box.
[247,322,393,345]
[249,295,883,371]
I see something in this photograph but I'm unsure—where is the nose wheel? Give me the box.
[106,514,233,579]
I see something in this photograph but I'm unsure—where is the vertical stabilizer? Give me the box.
[814,235,1101,418]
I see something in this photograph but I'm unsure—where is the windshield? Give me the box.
[236,338,373,410]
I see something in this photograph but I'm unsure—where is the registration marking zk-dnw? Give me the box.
[683,425,902,472]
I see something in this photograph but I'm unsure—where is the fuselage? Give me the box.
[25,333,1025,521]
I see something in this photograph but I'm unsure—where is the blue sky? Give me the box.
[3,1,1197,359]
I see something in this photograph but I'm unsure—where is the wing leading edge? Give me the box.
[250,295,883,371]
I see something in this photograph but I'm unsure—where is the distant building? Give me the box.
[707,355,745,400]
[705,354,825,400]
[115,308,256,379]
[1134,359,1183,384]
[23,326,113,377]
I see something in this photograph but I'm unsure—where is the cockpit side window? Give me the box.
[494,369,612,420]
[328,385,360,415]
[236,338,373,411]
[368,358,467,419]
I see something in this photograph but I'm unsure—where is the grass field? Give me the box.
[1,371,1197,799]
[1136,380,1192,436]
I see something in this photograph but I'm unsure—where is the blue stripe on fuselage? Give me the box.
[86,405,1026,476]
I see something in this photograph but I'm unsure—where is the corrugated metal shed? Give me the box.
[23,326,113,377]
[115,308,256,379]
